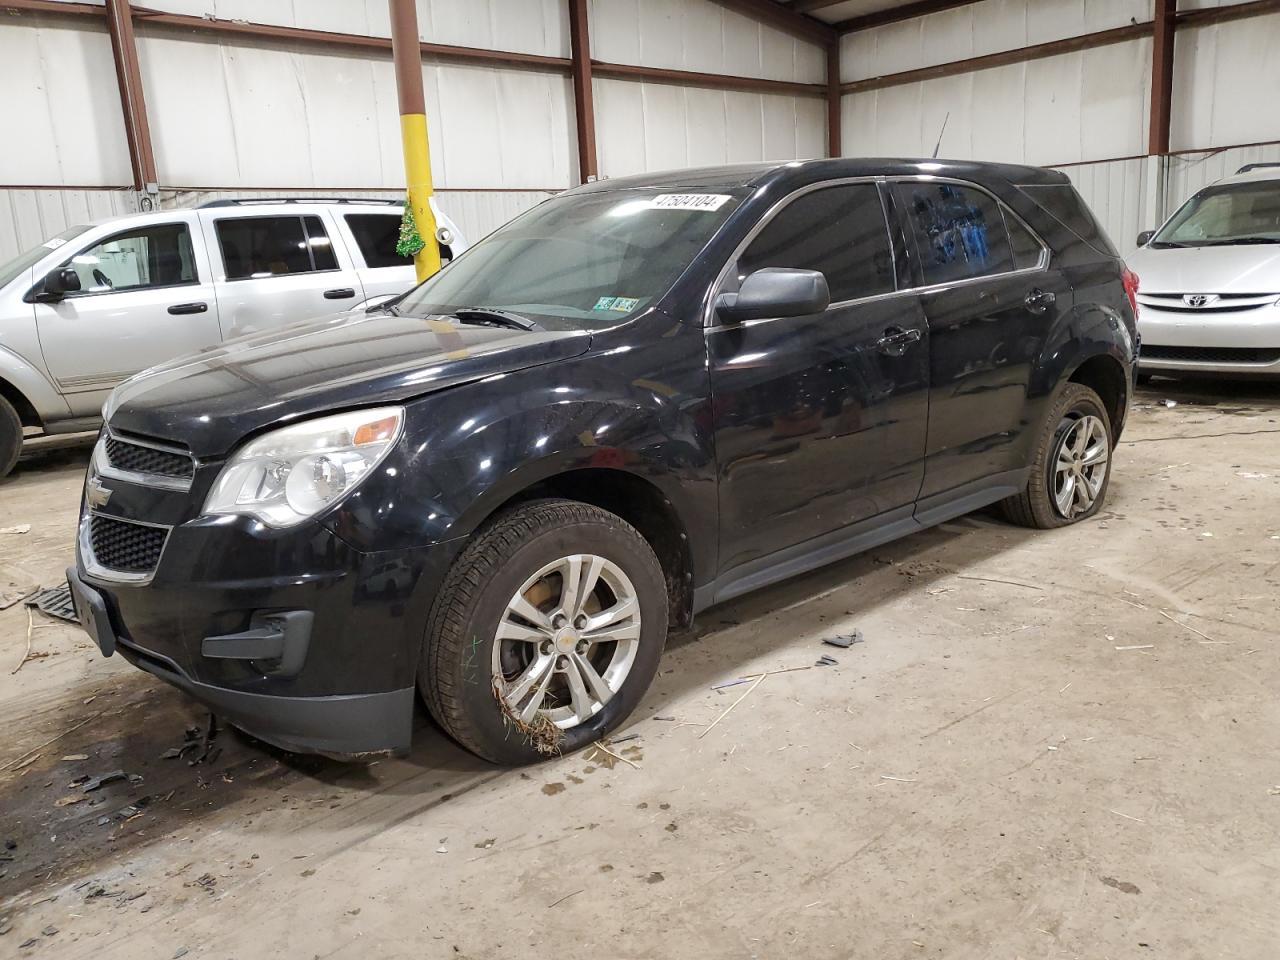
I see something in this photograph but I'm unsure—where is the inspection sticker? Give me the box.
[42,238,68,249]
[649,194,732,212]
[593,296,641,312]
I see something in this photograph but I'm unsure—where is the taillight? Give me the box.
[1121,265,1140,317]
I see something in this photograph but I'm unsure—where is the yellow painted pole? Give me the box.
[389,0,440,282]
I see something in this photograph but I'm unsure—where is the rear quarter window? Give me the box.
[1019,184,1118,258]
[344,213,412,269]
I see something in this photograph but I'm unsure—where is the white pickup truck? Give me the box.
[0,197,466,476]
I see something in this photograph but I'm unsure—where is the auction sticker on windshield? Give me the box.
[650,194,732,212]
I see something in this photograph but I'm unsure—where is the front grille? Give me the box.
[105,435,193,480]
[1142,345,1280,364]
[88,514,169,574]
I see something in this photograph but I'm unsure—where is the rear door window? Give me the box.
[737,183,896,303]
[216,215,338,280]
[894,181,1016,285]
[344,213,411,269]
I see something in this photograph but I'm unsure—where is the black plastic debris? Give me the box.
[82,770,141,793]
[816,654,839,667]
[823,630,864,649]
[24,584,77,622]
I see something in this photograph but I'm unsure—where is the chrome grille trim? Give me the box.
[78,512,172,585]
[93,429,196,492]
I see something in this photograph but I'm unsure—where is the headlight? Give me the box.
[203,407,403,528]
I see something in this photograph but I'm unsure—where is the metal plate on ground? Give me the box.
[26,583,78,622]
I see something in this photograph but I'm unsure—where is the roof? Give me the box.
[571,157,1070,196]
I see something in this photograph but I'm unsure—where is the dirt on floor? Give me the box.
[0,381,1277,960]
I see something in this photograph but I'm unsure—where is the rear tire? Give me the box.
[420,499,668,765]
[999,382,1113,529]
[0,397,23,479]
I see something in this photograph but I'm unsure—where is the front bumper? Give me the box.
[70,487,465,758]
[70,563,415,756]
[1137,299,1280,375]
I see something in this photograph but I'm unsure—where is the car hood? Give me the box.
[1126,244,1280,294]
[106,312,591,458]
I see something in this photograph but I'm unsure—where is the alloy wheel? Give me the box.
[492,554,642,729]
[1051,414,1109,519]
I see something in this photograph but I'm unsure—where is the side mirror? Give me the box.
[36,266,82,302]
[715,267,830,324]
[1136,230,1155,247]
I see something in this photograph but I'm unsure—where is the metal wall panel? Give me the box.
[136,33,575,190]
[841,40,1150,167]
[141,0,570,58]
[1170,13,1280,151]
[0,16,132,187]
[593,78,826,179]
[590,0,825,84]
[841,0,1153,82]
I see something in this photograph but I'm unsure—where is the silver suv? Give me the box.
[0,198,466,477]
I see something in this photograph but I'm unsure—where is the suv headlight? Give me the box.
[203,407,403,528]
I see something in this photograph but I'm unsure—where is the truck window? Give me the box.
[894,181,1016,285]
[217,215,338,280]
[66,222,197,295]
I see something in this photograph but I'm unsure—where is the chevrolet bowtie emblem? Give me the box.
[86,478,113,509]
[1182,294,1218,308]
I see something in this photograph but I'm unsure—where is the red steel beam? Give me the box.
[567,0,598,183]
[593,61,826,97]
[105,0,158,191]
[841,22,1150,94]
[826,41,841,157]
[1150,0,1177,155]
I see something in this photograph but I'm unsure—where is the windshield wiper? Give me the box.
[451,307,543,332]
[1201,237,1280,246]
[1150,240,1191,248]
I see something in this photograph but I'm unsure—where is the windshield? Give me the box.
[0,225,92,289]
[1153,181,1280,247]
[395,188,744,330]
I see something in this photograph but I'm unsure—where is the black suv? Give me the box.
[68,159,1137,764]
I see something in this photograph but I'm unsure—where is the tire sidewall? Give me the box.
[0,398,22,480]
[444,518,667,764]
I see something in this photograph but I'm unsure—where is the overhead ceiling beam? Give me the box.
[834,0,984,33]
[705,0,837,45]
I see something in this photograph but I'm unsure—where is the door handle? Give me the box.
[323,287,356,300]
[876,326,923,357]
[1025,288,1057,314]
[167,302,208,315]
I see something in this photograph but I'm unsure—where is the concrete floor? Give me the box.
[0,381,1277,960]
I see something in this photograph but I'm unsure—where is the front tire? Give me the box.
[0,396,23,479]
[420,499,668,764]
[999,382,1113,529]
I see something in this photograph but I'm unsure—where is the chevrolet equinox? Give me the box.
[68,159,1138,764]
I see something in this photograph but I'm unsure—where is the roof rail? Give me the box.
[196,197,402,209]
[1234,162,1280,175]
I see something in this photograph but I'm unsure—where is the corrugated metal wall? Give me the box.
[839,0,1280,254]
[0,0,826,263]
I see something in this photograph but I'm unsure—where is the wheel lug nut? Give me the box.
[575,615,588,629]
[553,614,566,628]
[557,655,569,669]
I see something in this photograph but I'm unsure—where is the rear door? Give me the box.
[708,181,930,577]
[32,216,220,416]
[891,178,1068,507]
[198,210,364,339]
[337,210,418,302]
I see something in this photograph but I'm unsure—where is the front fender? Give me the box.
[0,344,72,424]
[323,321,718,582]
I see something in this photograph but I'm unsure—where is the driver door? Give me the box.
[32,216,220,417]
